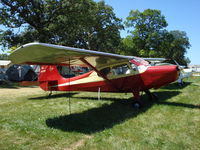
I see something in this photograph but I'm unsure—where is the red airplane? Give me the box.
[9,43,179,108]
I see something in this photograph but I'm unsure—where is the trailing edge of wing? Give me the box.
[9,43,135,69]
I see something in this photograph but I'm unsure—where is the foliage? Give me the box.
[0,53,8,60]
[123,9,190,65]
[0,0,123,53]
[159,30,191,65]
[124,9,167,56]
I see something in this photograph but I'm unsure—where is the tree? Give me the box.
[0,0,123,53]
[0,53,8,60]
[162,30,190,65]
[124,9,168,57]
[123,9,190,65]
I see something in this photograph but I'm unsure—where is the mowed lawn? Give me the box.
[0,77,200,150]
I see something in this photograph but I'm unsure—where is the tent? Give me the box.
[6,65,38,82]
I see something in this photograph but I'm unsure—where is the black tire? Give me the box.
[151,93,159,101]
[132,100,143,109]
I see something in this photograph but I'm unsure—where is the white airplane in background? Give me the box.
[177,67,193,86]
[173,60,193,86]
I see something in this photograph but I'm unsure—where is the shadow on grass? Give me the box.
[156,90,200,109]
[72,96,130,102]
[0,83,20,89]
[0,82,38,89]
[157,101,200,109]
[0,85,19,89]
[161,82,192,90]
[29,92,78,100]
[46,90,198,134]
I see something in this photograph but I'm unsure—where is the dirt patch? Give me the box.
[65,135,93,150]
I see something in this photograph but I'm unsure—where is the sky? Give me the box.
[97,0,200,64]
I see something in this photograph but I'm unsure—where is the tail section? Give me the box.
[38,65,94,91]
[39,65,61,91]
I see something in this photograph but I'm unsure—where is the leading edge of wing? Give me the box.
[9,42,135,69]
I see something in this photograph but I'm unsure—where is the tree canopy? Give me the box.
[0,0,123,53]
[123,9,190,65]
[0,53,8,60]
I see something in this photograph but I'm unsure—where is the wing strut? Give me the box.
[68,57,72,115]
[80,58,120,91]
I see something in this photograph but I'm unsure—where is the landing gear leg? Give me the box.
[48,91,52,97]
[132,91,143,108]
[144,90,158,101]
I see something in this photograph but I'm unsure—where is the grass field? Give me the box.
[0,77,200,150]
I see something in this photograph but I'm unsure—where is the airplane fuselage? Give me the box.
[38,62,179,93]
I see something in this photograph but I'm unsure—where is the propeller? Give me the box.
[173,60,185,71]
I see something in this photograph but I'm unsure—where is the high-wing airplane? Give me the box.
[9,43,180,108]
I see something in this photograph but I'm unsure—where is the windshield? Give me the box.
[130,58,149,66]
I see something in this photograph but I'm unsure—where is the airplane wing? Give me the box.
[9,43,136,70]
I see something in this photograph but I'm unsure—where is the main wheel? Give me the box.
[151,93,159,101]
[132,100,143,109]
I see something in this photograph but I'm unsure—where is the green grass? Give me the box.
[0,77,200,150]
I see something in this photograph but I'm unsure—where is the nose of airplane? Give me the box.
[143,65,180,89]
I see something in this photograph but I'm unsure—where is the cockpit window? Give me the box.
[130,58,149,66]
[57,66,75,78]
[131,64,137,71]
[98,64,131,77]
[57,65,91,78]
[110,64,130,75]
[99,67,111,76]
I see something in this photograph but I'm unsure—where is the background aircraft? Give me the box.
[9,43,180,108]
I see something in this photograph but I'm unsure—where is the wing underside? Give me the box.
[9,43,134,70]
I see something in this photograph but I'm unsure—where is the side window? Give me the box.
[57,66,75,78]
[131,64,138,71]
[111,64,130,75]
[57,66,91,78]
[99,67,111,76]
